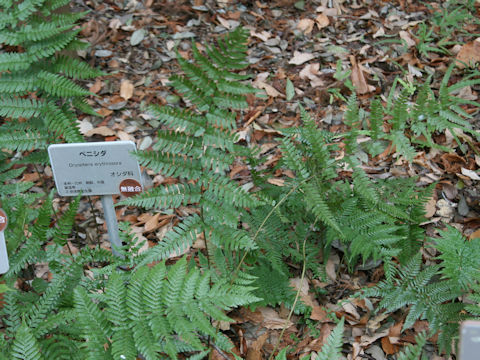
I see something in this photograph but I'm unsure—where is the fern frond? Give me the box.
[17,22,73,42]
[73,286,112,358]
[396,331,428,360]
[315,318,344,360]
[134,150,203,179]
[10,322,44,360]
[433,225,480,291]
[138,214,203,265]
[27,29,80,61]
[36,71,92,97]
[302,182,341,234]
[0,96,43,118]
[50,195,79,246]
[43,103,83,142]
[148,105,204,135]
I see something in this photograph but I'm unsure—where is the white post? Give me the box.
[0,232,9,274]
[100,195,123,257]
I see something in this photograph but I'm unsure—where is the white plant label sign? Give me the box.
[48,141,143,196]
[0,208,9,274]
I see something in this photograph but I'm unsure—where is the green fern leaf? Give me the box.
[10,322,44,360]
[315,318,344,360]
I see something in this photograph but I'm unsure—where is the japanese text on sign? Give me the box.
[48,141,143,196]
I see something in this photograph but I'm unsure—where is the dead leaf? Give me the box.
[350,56,375,95]
[22,172,40,182]
[381,336,399,355]
[289,51,315,66]
[250,30,271,42]
[89,79,103,94]
[425,195,437,218]
[456,39,480,69]
[310,306,329,322]
[360,328,389,347]
[253,73,282,97]
[470,228,480,239]
[85,126,115,137]
[246,332,268,360]
[297,19,315,34]
[341,301,360,320]
[144,213,160,233]
[299,63,319,80]
[441,153,467,173]
[77,119,94,135]
[373,27,385,38]
[399,30,416,48]
[120,80,134,100]
[456,86,478,101]
[325,253,339,281]
[461,167,480,180]
[290,277,314,307]
[258,307,294,330]
[315,14,330,29]
[217,16,231,29]
[267,178,285,186]
[97,108,113,117]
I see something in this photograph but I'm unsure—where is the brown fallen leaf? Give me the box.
[89,79,103,94]
[245,332,268,360]
[381,336,399,355]
[85,126,115,137]
[310,306,329,322]
[259,307,294,330]
[441,152,467,174]
[144,213,160,233]
[120,79,134,100]
[315,13,330,29]
[461,167,480,180]
[267,178,285,186]
[350,56,375,95]
[456,39,480,69]
[289,51,315,66]
[425,195,437,218]
[297,18,315,34]
[399,30,416,48]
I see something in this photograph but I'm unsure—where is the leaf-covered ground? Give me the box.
[14,0,480,358]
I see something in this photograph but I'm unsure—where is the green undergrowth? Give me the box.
[2,5,480,359]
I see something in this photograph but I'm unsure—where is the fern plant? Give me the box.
[118,27,262,272]
[361,225,480,354]
[0,0,105,163]
[348,65,480,161]
[0,196,258,359]
[265,106,431,269]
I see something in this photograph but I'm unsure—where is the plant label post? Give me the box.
[48,141,143,257]
[460,320,480,359]
[0,208,9,274]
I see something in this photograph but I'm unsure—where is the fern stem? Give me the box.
[267,218,318,360]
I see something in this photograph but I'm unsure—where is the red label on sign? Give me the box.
[119,179,143,197]
[0,208,7,232]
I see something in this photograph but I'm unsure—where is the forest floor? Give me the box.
[53,0,480,358]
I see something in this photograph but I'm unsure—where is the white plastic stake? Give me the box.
[0,208,9,274]
[101,195,122,257]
